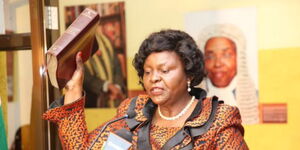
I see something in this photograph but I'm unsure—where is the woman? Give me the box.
[43,29,248,149]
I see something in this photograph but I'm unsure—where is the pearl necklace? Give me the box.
[158,96,195,121]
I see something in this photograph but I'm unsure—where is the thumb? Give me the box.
[76,51,84,72]
[70,51,84,83]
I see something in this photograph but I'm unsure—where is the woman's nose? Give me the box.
[150,72,161,83]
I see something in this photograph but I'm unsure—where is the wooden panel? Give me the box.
[29,0,49,149]
[0,33,31,51]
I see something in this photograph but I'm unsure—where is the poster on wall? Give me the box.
[185,7,259,124]
[65,2,127,108]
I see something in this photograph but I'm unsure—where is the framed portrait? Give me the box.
[185,7,259,124]
[64,2,127,108]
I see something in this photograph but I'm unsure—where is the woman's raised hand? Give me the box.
[64,52,84,105]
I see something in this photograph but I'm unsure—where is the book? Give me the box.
[46,8,100,89]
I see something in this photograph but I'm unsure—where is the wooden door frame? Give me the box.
[29,0,60,149]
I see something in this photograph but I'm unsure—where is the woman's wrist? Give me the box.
[64,86,83,105]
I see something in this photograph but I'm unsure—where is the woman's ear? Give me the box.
[187,76,194,83]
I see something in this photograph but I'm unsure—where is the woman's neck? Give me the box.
[152,93,197,127]
[158,93,192,116]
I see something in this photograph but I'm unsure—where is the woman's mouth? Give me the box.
[150,87,164,96]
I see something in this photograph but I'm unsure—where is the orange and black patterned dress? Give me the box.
[43,93,249,150]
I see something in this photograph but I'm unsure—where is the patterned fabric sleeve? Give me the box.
[213,105,249,150]
[42,96,85,123]
[43,97,91,149]
[42,96,133,150]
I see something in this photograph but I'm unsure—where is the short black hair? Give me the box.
[133,29,205,87]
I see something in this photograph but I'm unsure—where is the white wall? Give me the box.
[5,1,32,147]
[0,0,4,33]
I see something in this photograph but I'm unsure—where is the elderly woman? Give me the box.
[43,29,248,149]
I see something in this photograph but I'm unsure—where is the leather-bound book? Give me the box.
[47,8,100,89]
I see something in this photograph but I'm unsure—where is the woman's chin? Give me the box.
[150,96,167,105]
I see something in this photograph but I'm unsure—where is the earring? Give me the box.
[187,81,191,92]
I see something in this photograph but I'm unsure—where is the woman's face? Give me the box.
[143,51,189,106]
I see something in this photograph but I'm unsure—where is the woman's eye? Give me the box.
[144,71,150,75]
[162,70,169,74]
